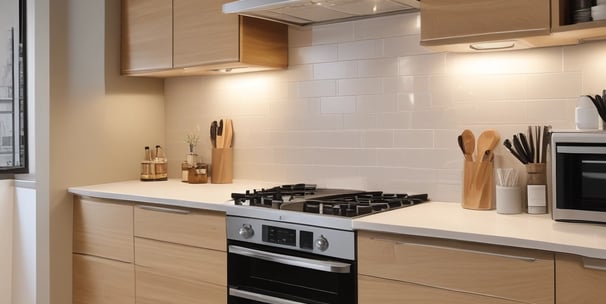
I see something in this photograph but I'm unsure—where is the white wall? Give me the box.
[46,0,165,303]
[12,182,36,304]
[165,13,606,201]
[0,180,15,304]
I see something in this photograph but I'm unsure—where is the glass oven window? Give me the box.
[228,241,356,304]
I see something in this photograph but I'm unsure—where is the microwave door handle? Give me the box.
[228,245,351,274]
[557,146,606,154]
[229,288,307,304]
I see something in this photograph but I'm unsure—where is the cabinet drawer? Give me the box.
[73,197,134,262]
[358,231,554,304]
[134,204,226,251]
[556,253,606,304]
[73,254,135,304]
[359,275,521,304]
[136,267,226,304]
[134,237,226,286]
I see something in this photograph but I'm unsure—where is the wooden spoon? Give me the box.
[460,129,475,161]
[473,129,500,190]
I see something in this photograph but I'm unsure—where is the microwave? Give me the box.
[552,131,606,223]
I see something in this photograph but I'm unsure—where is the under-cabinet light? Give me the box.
[469,41,516,51]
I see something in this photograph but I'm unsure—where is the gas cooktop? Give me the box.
[231,183,429,218]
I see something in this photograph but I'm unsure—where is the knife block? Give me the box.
[211,148,233,184]
[462,159,495,210]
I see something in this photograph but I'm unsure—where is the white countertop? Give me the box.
[68,180,606,259]
[68,179,279,212]
[354,202,606,259]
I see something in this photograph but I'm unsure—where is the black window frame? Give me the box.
[0,0,28,175]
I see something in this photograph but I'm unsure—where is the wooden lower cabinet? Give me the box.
[134,237,226,287]
[136,267,226,304]
[73,254,135,304]
[359,275,521,304]
[358,231,554,304]
[556,253,606,304]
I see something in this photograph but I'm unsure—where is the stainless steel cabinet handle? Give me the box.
[373,238,537,263]
[228,245,351,273]
[229,288,306,304]
[136,205,191,215]
[583,257,606,271]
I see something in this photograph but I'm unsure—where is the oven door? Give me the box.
[227,241,356,304]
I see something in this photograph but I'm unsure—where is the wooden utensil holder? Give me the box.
[211,148,233,184]
[462,159,495,210]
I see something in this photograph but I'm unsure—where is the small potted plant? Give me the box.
[184,132,200,166]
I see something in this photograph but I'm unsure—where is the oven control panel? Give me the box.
[227,216,354,260]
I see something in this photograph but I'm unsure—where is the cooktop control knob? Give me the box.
[315,235,329,251]
[238,224,254,239]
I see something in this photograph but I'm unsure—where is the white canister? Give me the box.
[496,186,522,214]
[575,95,600,130]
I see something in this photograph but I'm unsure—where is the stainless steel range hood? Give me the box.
[222,0,419,26]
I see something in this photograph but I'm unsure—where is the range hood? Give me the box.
[223,0,419,26]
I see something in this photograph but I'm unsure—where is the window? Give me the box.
[0,0,27,173]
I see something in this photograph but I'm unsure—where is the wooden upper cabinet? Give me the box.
[121,0,172,72]
[121,0,288,77]
[420,0,551,50]
[173,0,239,68]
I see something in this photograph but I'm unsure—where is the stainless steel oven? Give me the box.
[226,184,429,303]
[552,131,606,223]
[227,216,356,304]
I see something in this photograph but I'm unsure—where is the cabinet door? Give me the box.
[134,237,226,287]
[73,197,134,262]
[556,253,606,304]
[136,267,226,304]
[420,0,550,46]
[121,0,173,72]
[359,275,521,304]
[73,254,135,304]
[173,0,239,68]
[134,204,226,251]
[358,231,554,304]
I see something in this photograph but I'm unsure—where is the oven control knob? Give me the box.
[315,235,329,251]
[238,224,254,239]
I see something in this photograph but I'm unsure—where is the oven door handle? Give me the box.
[228,245,351,273]
[229,288,307,304]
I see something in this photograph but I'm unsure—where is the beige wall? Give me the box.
[165,13,606,201]
[47,0,165,303]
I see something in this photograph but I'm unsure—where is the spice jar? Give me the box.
[188,163,208,184]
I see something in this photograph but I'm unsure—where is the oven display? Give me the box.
[262,225,296,246]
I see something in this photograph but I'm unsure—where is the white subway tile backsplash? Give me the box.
[356,94,398,113]
[314,61,358,80]
[165,15,595,203]
[290,44,339,65]
[338,78,384,95]
[361,130,394,148]
[394,130,434,148]
[399,53,446,75]
[338,40,384,60]
[321,96,357,114]
[354,14,420,39]
[357,58,398,77]
[310,23,355,45]
[299,80,337,98]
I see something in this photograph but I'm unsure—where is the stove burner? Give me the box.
[303,193,428,217]
[231,184,429,218]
